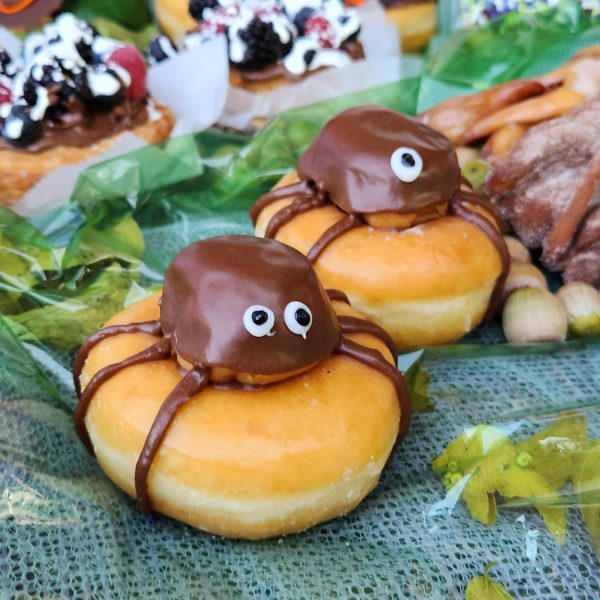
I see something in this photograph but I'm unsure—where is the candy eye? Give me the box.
[284,301,312,339]
[390,147,423,183]
[243,305,275,337]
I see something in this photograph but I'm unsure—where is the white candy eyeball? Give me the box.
[390,147,423,183]
[284,301,312,339]
[243,305,275,337]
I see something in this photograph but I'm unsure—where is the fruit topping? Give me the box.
[189,0,219,21]
[107,46,147,101]
[304,15,336,49]
[2,105,43,148]
[235,17,292,71]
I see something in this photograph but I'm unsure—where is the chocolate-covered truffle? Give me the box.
[160,235,341,375]
[298,104,460,214]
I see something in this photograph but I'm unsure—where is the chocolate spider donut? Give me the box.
[73,235,409,539]
[250,105,509,348]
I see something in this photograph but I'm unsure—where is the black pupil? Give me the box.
[401,152,416,167]
[252,310,268,326]
[295,308,311,327]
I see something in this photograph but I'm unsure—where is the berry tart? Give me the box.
[0,13,174,207]
[152,0,364,92]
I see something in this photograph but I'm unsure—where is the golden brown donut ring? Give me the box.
[0,104,174,207]
[80,292,400,539]
[254,172,504,349]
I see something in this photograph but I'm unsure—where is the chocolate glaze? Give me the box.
[160,236,341,375]
[335,336,410,441]
[0,97,149,153]
[264,195,325,238]
[73,235,411,513]
[338,315,397,359]
[449,191,509,320]
[74,337,171,454]
[297,105,460,215]
[326,288,350,304]
[135,367,208,513]
[249,180,311,224]
[306,214,360,263]
[0,0,62,28]
[72,320,162,398]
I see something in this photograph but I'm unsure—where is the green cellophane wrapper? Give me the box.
[2,4,600,597]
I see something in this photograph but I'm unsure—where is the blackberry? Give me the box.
[75,39,96,65]
[188,0,219,21]
[73,71,92,104]
[235,18,292,71]
[0,49,12,76]
[293,7,315,36]
[22,79,38,106]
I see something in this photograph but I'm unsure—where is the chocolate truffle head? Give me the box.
[297,104,461,215]
[160,235,341,375]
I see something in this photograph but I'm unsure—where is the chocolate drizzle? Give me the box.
[135,367,208,513]
[335,336,410,441]
[73,235,410,514]
[307,214,360,263]
[449,191,510,320]
[74,337,171,454]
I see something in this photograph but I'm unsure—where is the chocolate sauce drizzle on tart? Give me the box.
[250,105,510,320]
[73,235,410,514]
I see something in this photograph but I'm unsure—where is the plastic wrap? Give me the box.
[2,4,600,597]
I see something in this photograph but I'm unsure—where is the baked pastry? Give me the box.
[151,0,364,92]
[420,45,600,161]
[0,0,63,28]
[73,235,410,539]
[486,95,600,289]
[250,105,509,348]
[379,0,437,51]
[0,13,174,207]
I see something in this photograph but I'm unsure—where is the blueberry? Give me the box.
[294,7,315,36]
[75,39,96,65]
[303,49,316,66]
[147,35,177,64]
[22,79,38,106]
[2,105,43,148]
[188,0,219,21]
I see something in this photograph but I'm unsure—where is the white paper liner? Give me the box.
[219,0,401,130]
[2,29,229,216]
[147,34,229,136]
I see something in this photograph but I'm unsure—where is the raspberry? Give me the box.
[304,15,335,49]
[236,17,292,71]
[189,0,219,21]
[0,83,10,106]
[107,46,147,102]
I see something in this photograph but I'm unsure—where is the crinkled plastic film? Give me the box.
[2,4,600,597]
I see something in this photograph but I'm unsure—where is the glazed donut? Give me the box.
[74,236,408,539]
[250,105,508,349]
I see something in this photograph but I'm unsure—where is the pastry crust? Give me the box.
[0,103,175,207]
[255,172,504,348]
[81,292,400,539]
[384,1,437,52]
